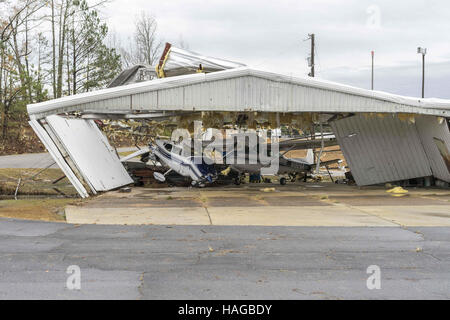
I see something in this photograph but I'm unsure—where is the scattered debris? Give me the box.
[260,187,276,193]
[14,178,22,200]
[386,186,408,194]
[220,167,231,176]
[0,168,78,197]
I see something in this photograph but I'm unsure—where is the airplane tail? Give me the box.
[305,149,314,165]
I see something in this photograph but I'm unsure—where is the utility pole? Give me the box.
[305,33,316,162]
[371,50,374,90]
[417,47,427,98]
[307,33,315,77]
[422,53,425,98]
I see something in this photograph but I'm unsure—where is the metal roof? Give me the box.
[107,64,149,88]
[27,67,450,119]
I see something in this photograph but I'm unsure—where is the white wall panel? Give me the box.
[46,115,133,192]
[28,120,89,198]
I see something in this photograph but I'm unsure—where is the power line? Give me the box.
[371,50,374,90]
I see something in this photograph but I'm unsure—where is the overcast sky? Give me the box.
[103,0,450,98]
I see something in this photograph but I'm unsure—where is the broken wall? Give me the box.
[29,115,133,198]
[415,115,450,182]
[330,114,450,185]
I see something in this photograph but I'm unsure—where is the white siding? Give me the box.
[45,115,133,192]
[28,68,450,119]
[28,119,89,198]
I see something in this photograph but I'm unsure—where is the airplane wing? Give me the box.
[316,159,343,167]
[278,138,338,151]
[120,148,150,162]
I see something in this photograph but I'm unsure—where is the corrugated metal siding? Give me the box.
[131,91,158,110]
[158,76,426,114]
[158,87,185,109]
[331,114,432,186]
[28,68,450,119]
[415,115,450,182]
[81,96,131,112]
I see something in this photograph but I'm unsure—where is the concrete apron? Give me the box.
[65,205,450,227]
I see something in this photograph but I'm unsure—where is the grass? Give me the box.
[0,168,78,197]
[0,198,82,222]
[0,168,81,222]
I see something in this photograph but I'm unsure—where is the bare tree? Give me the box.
[67,0,119,94]
[133,12,162,66]
[0,0,46,139]
[55,0,70,98]
[0,0,121,148]
[48,0,110,98]
[107,13,162,69]
[9,0,45,101]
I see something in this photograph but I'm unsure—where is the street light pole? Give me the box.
[417,47,427,98]
[422,53,425,98]
[307,33,315,77]
[371,50,374,90]
[311,34,315,77]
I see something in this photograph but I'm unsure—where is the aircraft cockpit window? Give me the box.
[164,143,173,152]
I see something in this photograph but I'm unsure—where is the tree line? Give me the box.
[0,0,165,142]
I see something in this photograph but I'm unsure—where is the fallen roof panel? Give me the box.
[160,44,246,77]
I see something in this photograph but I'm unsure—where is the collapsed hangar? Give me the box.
[27,47,450,198]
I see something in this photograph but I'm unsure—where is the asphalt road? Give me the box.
[0,148,138,169]
[0,218,448,299]
[0,153,57,169]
